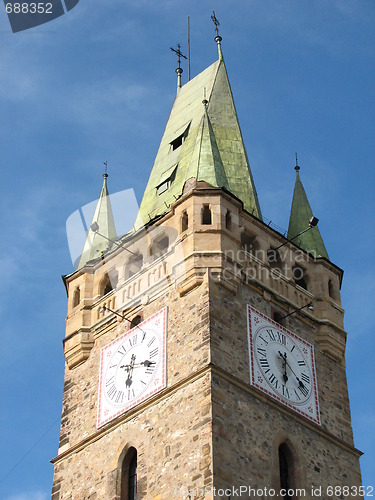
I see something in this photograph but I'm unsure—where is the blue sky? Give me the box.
[0,1,374,498]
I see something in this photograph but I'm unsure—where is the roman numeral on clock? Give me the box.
[282,385,290,399]
[115,391,124,404]
[257,347,267,358]
[277,332,287,345]
[268,373,278,388]
[298,383,309,397]
[107,384,117,400]
[300,373,310,384]
[129,335,137,347]
[266,329,276,341]
[149,347,159,359]
[259,358,269,369]
[294,389,301,401]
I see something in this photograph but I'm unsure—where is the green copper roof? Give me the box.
[287,168,329,259]
[134,58,261,229]
[77,174,118,269]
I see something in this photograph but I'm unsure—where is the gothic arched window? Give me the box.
[130,315,142,329]
[202,204,212,225]
[100,272,118,297]
[181,210,188,232]
[278,443,295,499]
[120,447,137,500]
[72,287,80,308]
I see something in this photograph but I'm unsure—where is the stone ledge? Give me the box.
[63,327,94,369]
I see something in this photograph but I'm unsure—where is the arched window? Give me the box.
[72,287,80,308]
[278,443,296,500]
[181,210,188,232]
[273,311,286,327]
[268,248,284,274]
[120,447,137,500]
[130,315,142,329]
[225,210,231,230]
[293,266,308,290]
[201,204,212,225]
[101,272,118,297]
[241,231,260,259]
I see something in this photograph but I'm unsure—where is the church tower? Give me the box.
[52,24,362,500]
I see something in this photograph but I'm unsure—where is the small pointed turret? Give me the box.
[77,169,118,269]
[287,157,329,259]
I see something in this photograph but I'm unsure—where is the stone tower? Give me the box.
[52,33,362,500]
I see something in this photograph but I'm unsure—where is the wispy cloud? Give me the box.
[5,491,48,500]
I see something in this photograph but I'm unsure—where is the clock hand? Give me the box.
[120,360,156,369]
[282,357,305,389]
[141,360,156,368]
[124,354,136,387]
[278,351,289,383]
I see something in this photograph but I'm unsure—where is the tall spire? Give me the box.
[134,51,261,228]
[287,159,329,259]
[77,167,118,269]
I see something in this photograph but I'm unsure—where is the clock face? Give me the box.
[97,307,167,428]
[247,305,320,425]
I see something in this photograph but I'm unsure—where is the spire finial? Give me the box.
[211,11,223,61]
[103,161,108,179]
[295,153,300,172]
[170,44,187,89]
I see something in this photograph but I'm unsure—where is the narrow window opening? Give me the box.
[225,210,232,230]
[279,446,291,499]
[181,211,188,232]
[278,443,296,500]
[72,287,80,307]
[267,248,284,274]
[241,232,260,258]
[171,134,183,151]
[273,311,286,327]
[101,272,118,297]
[120,447,137,500]
[293,266,308,290]
[202,204,212,225]
[130,315,142,329]
[156,166,177,196]
[170,124,190,152]
[128,453,137,500]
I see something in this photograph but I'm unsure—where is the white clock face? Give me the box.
[97,307,167,428]
[247,305,320,425]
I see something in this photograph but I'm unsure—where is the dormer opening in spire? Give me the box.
[170,123,190,151]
